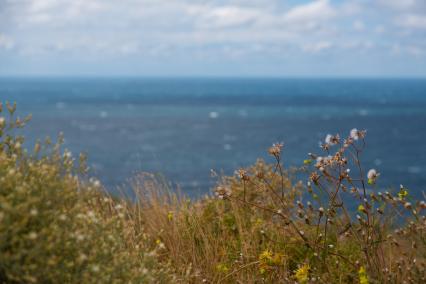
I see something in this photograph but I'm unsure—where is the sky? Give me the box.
[0,0,425,77]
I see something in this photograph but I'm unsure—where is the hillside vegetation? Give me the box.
[0,103,425,283]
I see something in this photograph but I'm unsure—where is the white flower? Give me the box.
[63,150,72,159]
[350,128,359,140]
[28,232,38,240]
[91,264,100,273]
[367,169,379,180]
[325,134,339,145]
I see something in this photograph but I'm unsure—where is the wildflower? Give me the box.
[325,134,339,146]
[404,202,412,210]
[216,263,229,273]
[303,159,312,165]
[78,253,88,263]
[236,169,250,181]
[350,128,360,140]
[28,232,38,240]
[91,264,100,273]
[358,204,367,214]
[14,142,21,149]
[358,266,369,284]
[63,150,72,159]
[167,211,173,221]
[268,142,284,157]
[259,249,273,263]
[367,169,379,184]
[294,263,310,284]
[398,184,408,199]
[214,186,231,199]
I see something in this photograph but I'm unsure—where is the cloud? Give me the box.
[283,0,335,24]
[302,41,333,53]
[0,34,14,50]
[353,20,365,31]
[187,5,262,29]
[396,14,426,29]
[1,0,426,76]
[377,0,418,11]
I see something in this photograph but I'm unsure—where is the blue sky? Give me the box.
[0,0,425,77]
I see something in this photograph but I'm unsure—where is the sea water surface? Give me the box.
[0,78,425,197]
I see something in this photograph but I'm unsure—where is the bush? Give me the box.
[0,102,172,283]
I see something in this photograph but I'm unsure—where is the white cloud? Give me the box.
[302,41,333,53]
[406,45,424,55]
[187,5,262,29]
[0,34,14,50]
[397,14,426,29]
[1,0,425,76]
[283,0,336,24]
[353,20,365,31]
[378,0,418,11]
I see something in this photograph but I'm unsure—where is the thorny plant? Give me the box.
[215,129,426,283]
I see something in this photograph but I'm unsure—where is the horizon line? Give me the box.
[1,75,426,80]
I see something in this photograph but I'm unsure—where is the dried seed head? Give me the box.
[236,169,250,181]
[268,142,284,157]
[325,134,340,146]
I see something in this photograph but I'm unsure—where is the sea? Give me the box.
[0,77,425,198]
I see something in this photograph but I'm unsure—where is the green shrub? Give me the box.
[0,102,172,283]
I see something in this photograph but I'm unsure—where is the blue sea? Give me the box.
[1,78,425,197]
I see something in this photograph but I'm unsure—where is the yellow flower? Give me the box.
[167,211,173,221]
[358,266,369,284]
[259,249,273,263]
[294,263,310,284]
[398,185,408,199]
[216,263,229,273]
[358,204,366,214]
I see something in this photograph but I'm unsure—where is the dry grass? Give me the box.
[129,133,426,283]
[1,103,425,283]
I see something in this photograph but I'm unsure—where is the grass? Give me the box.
[0,103,425,283]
